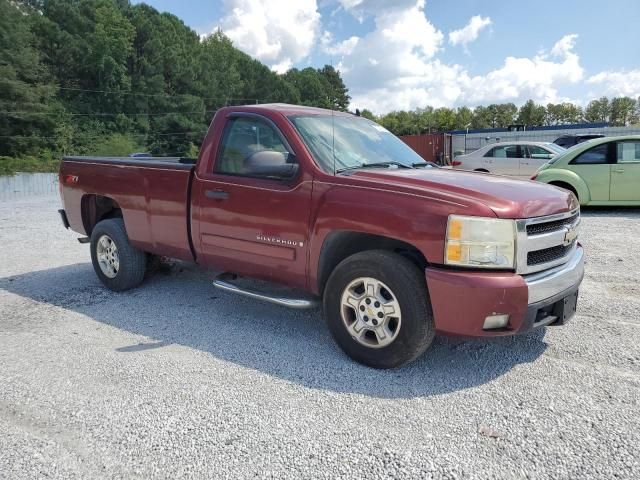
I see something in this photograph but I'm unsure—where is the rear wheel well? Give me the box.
[81,194,123,236]
[548,181,578,200]
[317,231,428,295]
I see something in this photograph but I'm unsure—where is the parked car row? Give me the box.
[452,141,566,178]
[534,136,640,205]
[453,135,640,205]
[553,133,605,148]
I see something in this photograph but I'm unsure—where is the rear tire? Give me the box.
[323,250,435,368]
[90,218,147,292]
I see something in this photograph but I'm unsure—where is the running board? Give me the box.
[212,274,319,309]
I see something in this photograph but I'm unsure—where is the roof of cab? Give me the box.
[225,103,354,117]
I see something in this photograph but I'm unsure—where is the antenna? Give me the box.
[331,101,336,176]
[331,59,336,176]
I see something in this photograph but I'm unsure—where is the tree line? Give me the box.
[0,0,350,173]
[1,0,638,174]
[365,97,640,137]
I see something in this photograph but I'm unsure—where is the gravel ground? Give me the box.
[1,193,639,479]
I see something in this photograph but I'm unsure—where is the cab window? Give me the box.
[215,117,296,180]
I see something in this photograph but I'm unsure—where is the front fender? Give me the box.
[306,180,494,293]
[536,168,590,204]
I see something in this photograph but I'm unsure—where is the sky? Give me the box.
[137,0,640,114]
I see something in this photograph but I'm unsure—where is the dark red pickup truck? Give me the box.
[59,103,584,368]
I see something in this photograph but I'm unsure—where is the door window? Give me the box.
[571,144,610,164]
[526,145,553,160]
[215,117,296,179]
[484,145,519,158]
[616,141,640,163]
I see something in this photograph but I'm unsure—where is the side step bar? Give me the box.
[212,273,319,309]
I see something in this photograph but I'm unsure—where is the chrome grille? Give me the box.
[527,240,577,266]
[516,208,580,274]
[526,213,579,236]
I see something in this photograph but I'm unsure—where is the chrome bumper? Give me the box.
[524,246,584,304]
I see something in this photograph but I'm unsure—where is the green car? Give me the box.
[533,135,640,205]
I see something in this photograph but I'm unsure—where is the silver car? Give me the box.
[453,141,566,178]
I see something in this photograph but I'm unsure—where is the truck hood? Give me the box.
[348,168,577,219]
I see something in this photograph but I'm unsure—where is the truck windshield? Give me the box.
[289,115,431,173]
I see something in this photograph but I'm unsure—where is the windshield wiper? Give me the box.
[336,161,414,174]
[412,162,438,168]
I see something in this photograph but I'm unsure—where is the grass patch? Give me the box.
[0,156,61,176]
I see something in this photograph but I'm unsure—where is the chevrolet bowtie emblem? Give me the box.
[563,226,578,246]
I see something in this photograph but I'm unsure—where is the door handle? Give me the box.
[613,169,625,173]
[205,189,229,200]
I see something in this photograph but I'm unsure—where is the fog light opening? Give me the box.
[483,314,510,330]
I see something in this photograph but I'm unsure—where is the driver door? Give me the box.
[192,114,313,289]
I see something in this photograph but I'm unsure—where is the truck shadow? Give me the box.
[580,206,640,218]
[0,262,547,399]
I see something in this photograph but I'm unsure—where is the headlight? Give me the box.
[445,215,516,269]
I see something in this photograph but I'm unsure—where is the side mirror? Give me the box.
[244,151,299,179]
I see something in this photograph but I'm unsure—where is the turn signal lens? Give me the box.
[448,219,463,240]
[446,244,462,261]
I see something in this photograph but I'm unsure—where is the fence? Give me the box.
[452,126,640,156]
[0,173,59,201]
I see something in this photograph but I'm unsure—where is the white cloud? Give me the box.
[210,0,636,114]
[339,1,585,114]
[550,33,577,57]
[320,31,360,56]
[449,15,491,48]
[215,0,320,73]
[337,0,444,92]
[587,69,640,98]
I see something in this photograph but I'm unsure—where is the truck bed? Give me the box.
[60,156,196,261]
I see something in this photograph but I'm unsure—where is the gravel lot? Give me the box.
[1,193,639,479]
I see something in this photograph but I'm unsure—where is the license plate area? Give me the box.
[532,289,578,328]
[548,289,578,326]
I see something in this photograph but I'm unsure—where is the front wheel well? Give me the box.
[81,194,123,236]
[548,181,579,200]
[316,231,428,296]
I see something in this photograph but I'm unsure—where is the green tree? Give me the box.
[609,97,637,126]
[496,103,517,128]
[319,65,350,111]
[434,107,456,131]
[471,106,491,129]
[517,100,546,126]
[359,109,376,121]
[0,0,60,157]
[584,97,610,123]
[455,106,473,130]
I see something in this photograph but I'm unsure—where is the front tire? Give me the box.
[323,250,435,368]
[90,218,147,292]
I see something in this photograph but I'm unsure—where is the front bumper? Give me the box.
[425,246,584,336]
